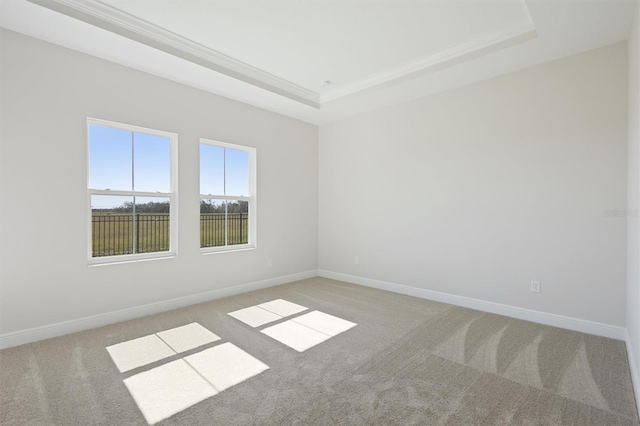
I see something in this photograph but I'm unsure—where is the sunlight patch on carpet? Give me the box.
[227,299,308,327]
[185,342,269,392]
[261,320,331,352]
[261,311,357,352]
[292,311,357,336]
[106,335,175,373]
[106,322,221,372]
[157,323,221,354]
[258,299,307,317]
[123,359,217,425]
[123,343,269,424]
[227,306,283,327]
[108,323,270,424]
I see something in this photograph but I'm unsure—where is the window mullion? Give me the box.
[224,200,228,246]
[132,195,137,255]
[92,190,171,197]
[131,132,136,255]
[131,131,135,192]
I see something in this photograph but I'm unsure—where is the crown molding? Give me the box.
[25,0,536,109]
[26,0,321,109]
[320,20,537,104]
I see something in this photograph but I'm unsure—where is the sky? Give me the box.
[89,124,249,210]
[200,143,249,197]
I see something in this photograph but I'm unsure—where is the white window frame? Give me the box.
[199,138,256,254]
[87,118,178,265]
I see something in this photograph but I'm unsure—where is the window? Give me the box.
[87,118,177,263]
[200,139,256,252]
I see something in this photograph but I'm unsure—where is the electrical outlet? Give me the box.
[530,280,541,293]
[267,259,273,268]
[354,256,359,265]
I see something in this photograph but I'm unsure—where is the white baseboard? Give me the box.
[0,270,318,350]
[4,268,635,412]
[626,330,640,418]
[0,268,628,348]
[318,269,626,340]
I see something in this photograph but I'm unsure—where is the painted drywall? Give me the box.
[627,0,640,407]
[319,43,628,327]
[0,29,318,334]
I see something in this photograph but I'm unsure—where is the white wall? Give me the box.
[0,26,633,345]
[626,0,640,407]
[0,29,318,335]
[319,43,628,327]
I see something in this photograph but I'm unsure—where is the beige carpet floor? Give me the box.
[1,277,638,425]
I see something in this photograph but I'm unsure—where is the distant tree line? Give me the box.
[93,201,169,214]
[93,200,248,214]
[200,200,248,214]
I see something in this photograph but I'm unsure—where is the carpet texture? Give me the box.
[1,277,638,425]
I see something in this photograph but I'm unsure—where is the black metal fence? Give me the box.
[92,213,170,257]
[200,213,248,247]
[91,212,249,257]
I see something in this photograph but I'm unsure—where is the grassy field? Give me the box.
[91,213,248,257]
[200,213,248,248]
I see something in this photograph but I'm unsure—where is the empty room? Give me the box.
[1,0,639,424]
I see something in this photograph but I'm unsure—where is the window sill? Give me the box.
[201,245,255,255]
[89,252,176,267]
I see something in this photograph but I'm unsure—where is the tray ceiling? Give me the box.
[0,0,636,124]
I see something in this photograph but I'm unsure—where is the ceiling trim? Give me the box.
[25,0,537,110]
[26,0,321,108]
[320,21,538,104]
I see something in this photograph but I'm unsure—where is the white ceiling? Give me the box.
[97,0,533,96]
[0,0,636,124]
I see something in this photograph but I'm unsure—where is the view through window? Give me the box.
[200,139,256,251]
[88,119,176,262]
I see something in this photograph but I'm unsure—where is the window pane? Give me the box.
[200,144,224,195]
[200,199,226,247]
[227,200,249,246]
[133,132,171,193]
[89,125,132,191]
[134,196,170,254]
[91,195,133,257]
[225,148,249,196]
